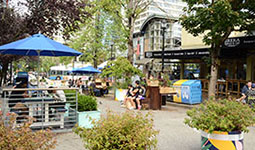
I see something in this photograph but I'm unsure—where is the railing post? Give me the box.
[226,81,228,96]
[42,90,44,130]
[238,81,240,96]
[2,91,7,125]
[75,89,78,125]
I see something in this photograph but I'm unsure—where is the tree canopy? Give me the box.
[180,0,255,97]
[0,0,90,85]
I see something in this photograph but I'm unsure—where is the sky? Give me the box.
[9,0,27,15]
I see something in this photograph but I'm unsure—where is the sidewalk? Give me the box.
[54,93,255,150]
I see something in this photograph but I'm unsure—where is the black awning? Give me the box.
[145,36,255,60]
[145,49,210,59]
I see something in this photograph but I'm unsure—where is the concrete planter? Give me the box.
[201,130,243,150]
[77,110,101,128]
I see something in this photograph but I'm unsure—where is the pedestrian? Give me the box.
[237,81,252,103]
[68,79,73,88]
[243,83,255,108]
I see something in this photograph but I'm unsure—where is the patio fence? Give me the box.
[200,79,247,97]
[0,88,78,132]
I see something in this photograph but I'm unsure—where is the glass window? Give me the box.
[57,71,62,75]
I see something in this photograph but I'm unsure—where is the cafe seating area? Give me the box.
[0,88,78,131]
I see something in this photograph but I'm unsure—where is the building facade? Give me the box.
[133,0,186,63]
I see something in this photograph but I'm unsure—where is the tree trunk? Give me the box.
[0,62,8,86]
[128,29,134,64]
[127,0,134,64]
[208,47,220,98]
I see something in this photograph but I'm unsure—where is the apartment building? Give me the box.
[133,0,186,62]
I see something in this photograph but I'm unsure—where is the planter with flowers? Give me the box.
[184,99,255,150]
[147,79,159,87]
[159,73,175,94]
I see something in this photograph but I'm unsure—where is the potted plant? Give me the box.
[159,73,175,94]
[74,111,159,150]
[77,95,100,128]
[184,99,255,150]
[147,78,159,87]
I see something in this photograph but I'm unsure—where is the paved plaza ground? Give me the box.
[54,93,255,150]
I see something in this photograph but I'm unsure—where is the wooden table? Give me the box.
[160,92,177,106]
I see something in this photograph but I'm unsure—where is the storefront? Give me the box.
[143,35,255,96]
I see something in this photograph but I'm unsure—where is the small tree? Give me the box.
[180,0,255,97]
[101,57,143,88]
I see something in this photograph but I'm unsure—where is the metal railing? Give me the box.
[0,87,78,132]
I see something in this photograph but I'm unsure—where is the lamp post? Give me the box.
[161,20,167,72]
[110,42,114,60]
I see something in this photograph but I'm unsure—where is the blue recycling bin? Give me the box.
[181,80,202,104]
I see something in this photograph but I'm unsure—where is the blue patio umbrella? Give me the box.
[0,34,82,86]
[72,66,101,74]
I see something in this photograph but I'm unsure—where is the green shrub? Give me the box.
[64,89,77,99]
[74,111,158,150]
[78,95,97,112]
[159,73,173,87]
[184,99,255,133]
[0,112,56,150]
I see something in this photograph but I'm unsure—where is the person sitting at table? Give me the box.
[48,87,66,121]
[47,86,66,102]
[9,81,29,123]
[90,80,101,96]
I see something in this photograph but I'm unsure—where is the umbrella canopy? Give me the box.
[0,33,82,86]
[72,66,101,74]
[0,34,82,56]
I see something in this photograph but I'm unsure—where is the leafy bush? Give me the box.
[159,73,172,87]
[78,95,97,112]
[74,111,158,150]
[0,112,56,150]
[64,89,77,99]
[184,99,255,133]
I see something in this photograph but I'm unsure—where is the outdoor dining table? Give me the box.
[21,97,65,128]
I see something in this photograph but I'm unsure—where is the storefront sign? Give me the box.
[145,36,255,59]
[145,49,210,59]
[224,38,240,47]
[223,36,255,49]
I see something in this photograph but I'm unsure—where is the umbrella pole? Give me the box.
[37,51,40,88]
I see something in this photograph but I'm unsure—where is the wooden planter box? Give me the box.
[147,80,159,87]
[160,87,175,94]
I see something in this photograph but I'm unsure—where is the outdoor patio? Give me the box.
[54,92,255,150]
